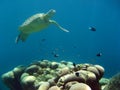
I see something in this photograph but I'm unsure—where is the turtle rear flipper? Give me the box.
[15,32,29,43]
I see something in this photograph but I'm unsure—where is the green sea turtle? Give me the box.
[15,9,69,43]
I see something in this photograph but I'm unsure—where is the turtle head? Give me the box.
[45,9,56,19]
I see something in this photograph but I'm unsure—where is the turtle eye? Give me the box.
[50,9,56,14]
[52,9,56,13]
[46,9,56,18]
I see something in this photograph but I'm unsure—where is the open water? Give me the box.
[0,0,120,90]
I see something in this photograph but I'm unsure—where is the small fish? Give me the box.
[54,54,59,57]
[73,62,76,67]
[75,72,79,77]
[89,26,96,31]
[96,52,102,57]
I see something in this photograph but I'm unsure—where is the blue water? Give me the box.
[0,0,120,90]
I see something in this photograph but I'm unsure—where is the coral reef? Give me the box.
[1,60,105,90]
[99,78,109,90]
[103,73,120,90]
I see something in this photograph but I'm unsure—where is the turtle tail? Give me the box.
[15,32,29,43]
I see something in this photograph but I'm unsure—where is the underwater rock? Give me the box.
[20,73,29,80]
[39,60,49,68]
[57,67,70,77]
[1,65,25,90]
[2,71,16,90]
[57,71,86,87]
[38,82,50,90]
[1,60,105,90]
[60,60,68,65]
[48,86,60,90]
[69,83,92,90]
[87,66,100,80]
[64,81,79,89]
[13,65,26,79]
[95,65,105,78]
[20,75,36,89]
[25,65,40,75]
[50,62,59,69]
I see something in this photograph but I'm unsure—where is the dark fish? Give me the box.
[89,26,96,31]
[75,72,79,77]
[96,52,102,57]
[73,62,76,67]
[54,54,59,57]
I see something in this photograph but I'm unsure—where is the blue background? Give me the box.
[0,0,120,90]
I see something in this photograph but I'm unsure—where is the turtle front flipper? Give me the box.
[15,32,29,43]
[50,20,69,32]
